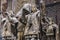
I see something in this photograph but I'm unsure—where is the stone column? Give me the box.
[7,0,12,11]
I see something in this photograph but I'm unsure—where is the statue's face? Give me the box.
[48,18,53,24]
[32,5,37,12]
[23,9,29,15]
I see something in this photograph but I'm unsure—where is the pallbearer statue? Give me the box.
[16,3,32,40]
[42,17,59,40]
[1,1,14,39]
[24,4,40,40]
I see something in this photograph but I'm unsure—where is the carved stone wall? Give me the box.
[14,0,35,14]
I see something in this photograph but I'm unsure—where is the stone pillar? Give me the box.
[7,0,12,11]
[12,0,17,13]
[1,0,7,12]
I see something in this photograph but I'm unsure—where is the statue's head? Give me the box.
[22,3,32,15]
[8,10,15,17]
[31,5,37,13]
[1,18,6,24]
[47,17,54,24]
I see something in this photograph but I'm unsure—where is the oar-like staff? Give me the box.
[39,0,46,40]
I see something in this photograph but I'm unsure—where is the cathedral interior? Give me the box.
[0,0,60,40]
